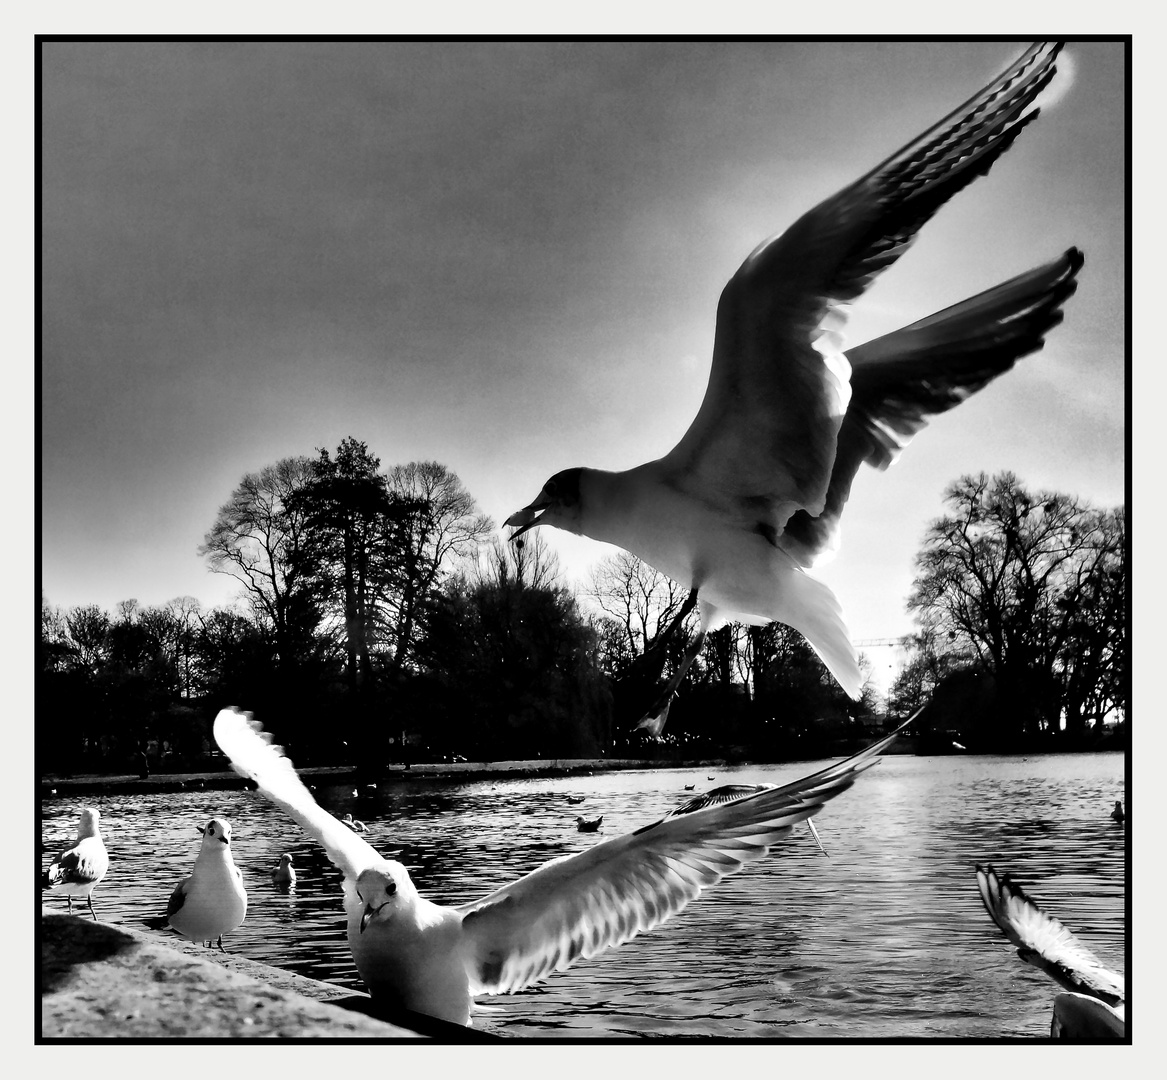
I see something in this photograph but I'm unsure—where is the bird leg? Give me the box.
[66,896,72,915]
[87,894,97,921]
[637,624,707,732]
[216,935,226,952]
[614,588,700,733]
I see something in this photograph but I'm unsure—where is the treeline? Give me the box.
[889,472,1127,750]
[39,442,1127,773]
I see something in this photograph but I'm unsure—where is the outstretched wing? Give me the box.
[782,247,1084,564]
[457,721,907,996]
[975,864,1125,1006]
[212,708,382,884]
[661,42,1062,535]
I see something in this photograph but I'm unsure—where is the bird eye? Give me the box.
[207,825,214,835]
[388,881,397,895]
[545,480,557,496]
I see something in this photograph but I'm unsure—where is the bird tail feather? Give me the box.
[778,570,863,699]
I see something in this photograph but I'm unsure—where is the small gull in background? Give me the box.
[146,817,247,950]
[506,42,1082,725]
[574,815,603,833]
[42,807,109,920]
[1110,800,1124,823]
[271,853,297,889]
[975,864,1125,1039]
[214,706,906,1025]
[342,813,368,833]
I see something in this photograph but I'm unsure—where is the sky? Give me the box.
[39,40,1127,693]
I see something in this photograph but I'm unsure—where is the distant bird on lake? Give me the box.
[975,864,1124,1039]
[575,815,603,832]
[1110,800,1124,823]
[214,706,906,1026]
[146,817,247,950]
[271,853,297,889]
[42,807,109,920]
[683,784,696,791]
[505,42,1082,727]
[342,814,368,833]
[566,795,585,805]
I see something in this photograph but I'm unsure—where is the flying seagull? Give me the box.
[146,817,248,950]
[975,864,1125,1039]
[214,706,905,1026]
[506,41,1083,717]
[42,807,109,920]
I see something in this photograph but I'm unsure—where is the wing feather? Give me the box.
[975,864,1125,1006]
[458,720,907,996]
[661,42,1062,532]
[46,838,107,887]
[212,707,381,884]
[782,247,1084,565]
[165,877,189,919]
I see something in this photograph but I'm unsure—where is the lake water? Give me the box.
[39,751,1127,1039]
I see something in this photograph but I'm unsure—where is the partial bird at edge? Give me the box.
[975,863,1125,1039]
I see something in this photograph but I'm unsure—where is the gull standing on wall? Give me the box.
[215,706,906,1026]
[506,42,1083,718]
[42,807,109,920]
[146,817,248,950]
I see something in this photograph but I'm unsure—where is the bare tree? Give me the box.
[199,455,319,667]
[382,461,493,676]
[908,472,1126,737]
[587,550,697,668]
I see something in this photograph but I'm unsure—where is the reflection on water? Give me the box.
[39,752,1125,1038]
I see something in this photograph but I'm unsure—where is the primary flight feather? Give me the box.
[214,706,905,1026]
[506,41,1083,712]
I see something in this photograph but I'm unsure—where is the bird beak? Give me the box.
[505,494,550,540]
[220,836,230,844]
[195,827,205,835]
[360,904,374,934]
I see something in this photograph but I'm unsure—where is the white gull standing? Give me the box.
[147,817,248,950]
[214,706,905,1026]
[976,864,1125,1039]
[506,41,1083,718]
[42,807,109,920]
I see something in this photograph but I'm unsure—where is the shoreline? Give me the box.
[38,755,728,796]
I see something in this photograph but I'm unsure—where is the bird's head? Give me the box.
[77,808,101,837]
[356,865,410,933]
[505,468,584,541]
[200,817,232,846]
[279,853,293,866]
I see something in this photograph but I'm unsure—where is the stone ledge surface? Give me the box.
[40,911,421,1039]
